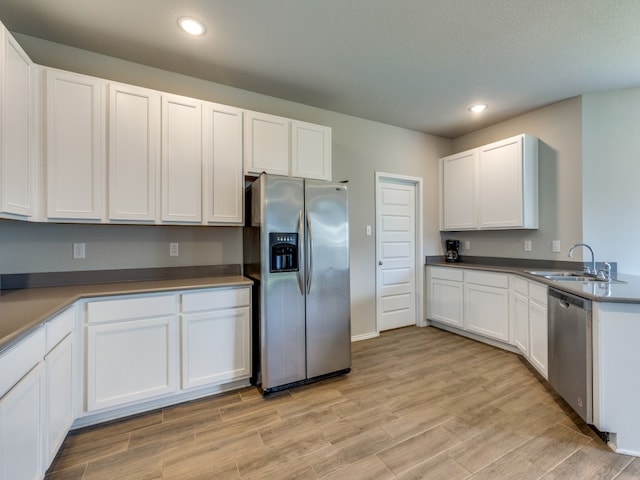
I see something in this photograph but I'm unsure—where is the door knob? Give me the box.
[378,260,383,266]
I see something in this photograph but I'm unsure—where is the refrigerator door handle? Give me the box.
[296,209,305,295]
[306,209,313,294]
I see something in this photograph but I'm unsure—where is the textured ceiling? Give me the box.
[1,0,639,138]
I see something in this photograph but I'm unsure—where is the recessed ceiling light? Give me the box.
[469,104,488,113]
[178,17,206,36]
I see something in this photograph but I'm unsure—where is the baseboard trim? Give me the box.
[351,332,380,342]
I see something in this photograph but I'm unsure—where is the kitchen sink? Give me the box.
[527,271,626,284]
[544,275,599,282]
[527,271,586,277]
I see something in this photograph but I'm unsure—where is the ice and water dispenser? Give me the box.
[269,233,299,272]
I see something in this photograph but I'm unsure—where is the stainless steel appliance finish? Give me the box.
[244,174,351,394]
[548,287,593,424]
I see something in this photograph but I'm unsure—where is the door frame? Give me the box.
[374,171,424,333]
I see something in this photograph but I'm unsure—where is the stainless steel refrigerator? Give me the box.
[243,174,351,395]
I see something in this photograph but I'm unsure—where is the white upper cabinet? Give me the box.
[161,94,202,223]
[0,30,337,225]
[440,134,538,231]
[45,68,104,221]
[108,83,160,222]
[477,135,538,229]
[244,110,290,176]
[203,102,243,224]
[291,120,332,180]
[440,150,477,230]
[244,111,332,180]
[0,24,34,219]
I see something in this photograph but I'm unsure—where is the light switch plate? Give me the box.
[552,240,561,253]
[365,225,372,236]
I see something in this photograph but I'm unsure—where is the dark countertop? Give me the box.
[427,261,640,303]
[0,275,253,352]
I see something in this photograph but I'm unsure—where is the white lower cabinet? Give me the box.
[528,283,548,378]
[181,287,251,389]
[428,266,548,378]
[45,334,74,465]
[427,267,464,328]
[509,276,548,378]
[0,282,252,477]
[86,294,179,412]
[427,267,509,342]
[44,305,76,466]
[0,326,46,480]
[464,271,509,342]
[0,363,44,480]
[510,275,530,355]
[81,285,252,421]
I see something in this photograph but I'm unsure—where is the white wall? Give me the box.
[3,34,452,338]
[451,97,583,261]
[583,88,640,275]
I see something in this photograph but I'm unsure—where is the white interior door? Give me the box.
[376,173,422,332]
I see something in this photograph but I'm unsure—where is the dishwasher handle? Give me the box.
[548,287,592,311]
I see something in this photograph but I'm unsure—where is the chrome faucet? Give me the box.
[568,243,596,275]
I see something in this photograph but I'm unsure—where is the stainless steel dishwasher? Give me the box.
[548,287,593,424]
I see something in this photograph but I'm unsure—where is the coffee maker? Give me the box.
[445,239,461,263]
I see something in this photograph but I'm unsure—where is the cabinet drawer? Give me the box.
[0,327,45,398]
[429,266,463,282]
[46,306,76,351]
[87,294,176,323]
[465,270,509,289]
[512,275,529,296]
[529,282,547,305]
[182,287,251,313]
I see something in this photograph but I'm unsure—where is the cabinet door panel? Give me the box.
[181,307,251,389]
[441,151,476,230]
[45,334,74,464]
[291,120,331,180]
[1,29,33,217]
[108,83,160,221]
[244,111,289,176]
[529,300,548,378]
[464,284,509,341]
[430,279,463,327]
[46,69,103,220]
[512,291,530,355]
[477,137,523,228]
[161,94,202,222]
[0,363,43,480]
[204,103,243,224]
[87,316,178,411]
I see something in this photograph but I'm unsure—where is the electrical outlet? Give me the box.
[169,242,179,257]
[73,243,85,259]
[524,240,532,252]
[552,240,561,253]
[464,240,471,250]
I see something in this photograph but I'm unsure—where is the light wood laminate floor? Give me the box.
[46,326,639,479]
